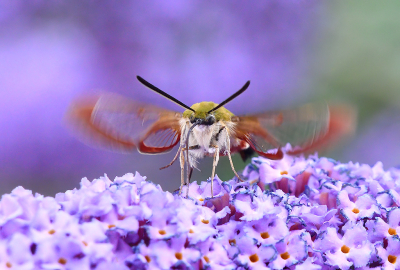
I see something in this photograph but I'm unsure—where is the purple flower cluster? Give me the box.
[1,149,400,269]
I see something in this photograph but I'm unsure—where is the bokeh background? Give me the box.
[1,1,400,196]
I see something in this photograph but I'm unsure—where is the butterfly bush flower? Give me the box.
[2,147,400,269]
[376,235,400,270]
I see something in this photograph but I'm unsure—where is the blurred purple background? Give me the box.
[1,1,400,196]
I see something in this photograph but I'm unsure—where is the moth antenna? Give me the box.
[208,80,250,113]
[137,76,195,112]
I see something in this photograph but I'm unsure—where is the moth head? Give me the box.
[183,102,234,125]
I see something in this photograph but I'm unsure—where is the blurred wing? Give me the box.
[233,103,356,158]
[65,93,182,154]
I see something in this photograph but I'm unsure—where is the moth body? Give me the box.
[179,113,238,168]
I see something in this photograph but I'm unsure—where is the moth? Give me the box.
[66,76,355,197]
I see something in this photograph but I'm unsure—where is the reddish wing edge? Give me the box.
[65,96,137,152]
[65,94,181,154]
[233,104,356,159]
[137,115,181,154]
[232,117,284,160]
[286,104,356,155]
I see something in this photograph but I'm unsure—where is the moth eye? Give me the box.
[205,115,216,125]
[189,115,196,123]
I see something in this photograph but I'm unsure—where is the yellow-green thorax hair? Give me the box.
[182,101,234,121]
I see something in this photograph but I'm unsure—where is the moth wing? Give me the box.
[65,93,182,154]
[233,103,355,158]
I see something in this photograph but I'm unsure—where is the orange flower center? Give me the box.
[249,253,259,263]
[58,258,67,265]
[201,219,209,224]
[352,208,360,214]
[158,229,166,235]
[389,255,397,264]
[388,228,397,236]
[175,252,183,260]
[280,252,290,260]
[260,232,270,239]
[341,245,350,253]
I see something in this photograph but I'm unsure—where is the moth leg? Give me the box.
[210,145,219,198]
[160,146,181,170]
[225,127,244,182]
[179,149,185,196]
[185,158,192,198]
[178,145,199,197]
[226,146,244,182]
[186,166,194,198]
[188,166,194,181]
